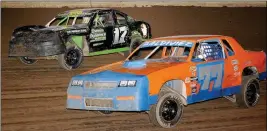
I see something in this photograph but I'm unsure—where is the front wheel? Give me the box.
[97,110,113,115]
[58,45,83,70]
[19,57,38,65]
[148,92,184,128]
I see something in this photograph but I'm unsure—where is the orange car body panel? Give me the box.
[82,35,266,99]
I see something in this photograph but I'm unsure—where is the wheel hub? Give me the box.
[65,50,79,66]
[246,82,259,106]
[161,99,178,121]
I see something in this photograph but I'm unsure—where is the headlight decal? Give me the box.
[119,80,137,87]
[71,80,83,86]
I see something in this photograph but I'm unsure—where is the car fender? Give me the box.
[161,79,188,105]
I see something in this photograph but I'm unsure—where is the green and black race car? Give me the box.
[8,8,152,70]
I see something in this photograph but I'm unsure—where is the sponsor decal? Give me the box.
[91,28,104,33]
[141,40,193,48]
[191,86,197,94]
[190,66,197,76]
[189,66,197,72]
[190,81,200,94]
[232,59,240,77]
[231,59,238,65]
[185,77,190,83]
[93,43,104,47]
[66,29,87,34]
[90,28,106,42]
[233,65,239,71]
[245,61,252,66]
[234,71,241,77]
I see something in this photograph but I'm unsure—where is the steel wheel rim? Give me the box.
[21,57,36,64]
[246,82,258,106]
[65,49,79,66]
[160,99,178,121]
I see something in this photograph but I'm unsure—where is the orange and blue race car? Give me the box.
[66,35,266,128]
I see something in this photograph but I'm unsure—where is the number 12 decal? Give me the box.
[113,26,128,45]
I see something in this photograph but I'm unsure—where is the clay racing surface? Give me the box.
[1,7,266,131]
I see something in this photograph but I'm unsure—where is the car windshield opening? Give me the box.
[128,44,192,62]
[49,17,65,26]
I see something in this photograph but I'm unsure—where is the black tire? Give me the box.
[148,91,184,128]
[123,36,143,57]
[235,76,260,108]
[58,45,83,70]
[97,110,113,115]
[19,57,38,65]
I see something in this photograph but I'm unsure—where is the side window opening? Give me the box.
[192,42,200,59]
[93,12,114,27]
[222,39,235,56]
[149,47,164,59]
[49,17,65,26]
[192,42,224,62]
[115,12,127,25]
[67,17,75,25]
[164,47,173,57]
[58,17,68,26]
[75,17,83,24]
[75,17,90,24]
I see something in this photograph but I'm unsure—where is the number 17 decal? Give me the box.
[197,63,224,91]
[113,26,128,45]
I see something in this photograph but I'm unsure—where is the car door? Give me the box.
[112,11,129,47]
[89,10,115,51]
[190,41,225,102]
[220,39,242,92]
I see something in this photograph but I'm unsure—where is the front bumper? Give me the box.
[66,71,150,111]
[8,30,65,57]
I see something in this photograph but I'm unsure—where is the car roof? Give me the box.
[57,8,112,17]
[151,35,225,42]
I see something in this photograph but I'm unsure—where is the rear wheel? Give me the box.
[148,91,184,128]
[58,45,83,70]
[123,36,143,57]
[19,57,38,65]
[235,76,260,108]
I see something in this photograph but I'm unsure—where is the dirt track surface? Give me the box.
[1,7,267,131]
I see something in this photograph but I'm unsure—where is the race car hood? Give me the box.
[83,59,186,76]
[40,24,88,32]
[113,59,185,75]
[11,24,88,35]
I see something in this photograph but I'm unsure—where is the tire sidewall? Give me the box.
[124,36,143,57]
[19,57,38,65]
[242,77,260,107]
[155,92,184,128]
[97,110,113,115]
[130,37,143,53]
